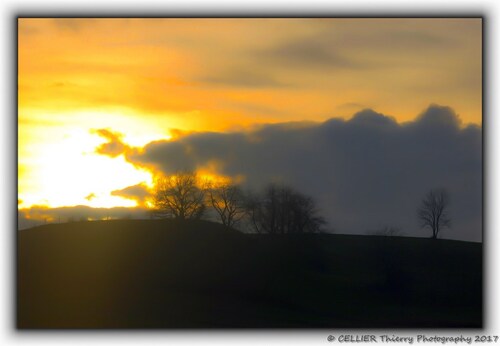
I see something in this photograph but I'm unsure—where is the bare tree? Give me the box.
[245,183,326,234]
[206,181,246,228]
[244,190,265,233]
[151,171,206,220]
[417,188,451,239]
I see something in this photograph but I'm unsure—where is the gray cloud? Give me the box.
[124,104,481,242]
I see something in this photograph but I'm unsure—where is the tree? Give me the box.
[151,171,206,220]
[244,190,267,234]
[206,181,246,228]
[245,183,326,234]
[417,188,451,239]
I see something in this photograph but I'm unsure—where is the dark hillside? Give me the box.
[18,220,481,328]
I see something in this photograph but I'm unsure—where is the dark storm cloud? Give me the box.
[124,105,481,242]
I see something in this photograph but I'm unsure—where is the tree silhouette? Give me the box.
[417,188,451,239]
[246,183,325,234]
[206,181,246,228]
[244,190,265,233]
[151,172,206,220]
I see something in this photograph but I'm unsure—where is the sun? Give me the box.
[18,109,169,209]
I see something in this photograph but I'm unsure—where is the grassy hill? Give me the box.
[17,219,482,328]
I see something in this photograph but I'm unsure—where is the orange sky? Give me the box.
[18,18,482,210]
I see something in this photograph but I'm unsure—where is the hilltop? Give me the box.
[18,219,482,328]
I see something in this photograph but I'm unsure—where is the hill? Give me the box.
[17,219,482,328]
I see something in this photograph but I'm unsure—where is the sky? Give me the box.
[18,18,482,241]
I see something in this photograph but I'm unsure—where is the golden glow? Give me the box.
[196,161,246,187]
[18,108,167,209]
[18,18,482,211]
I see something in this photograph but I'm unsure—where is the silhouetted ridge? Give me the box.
[18,220,481,328]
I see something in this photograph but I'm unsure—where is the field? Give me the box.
[18,219,482,328]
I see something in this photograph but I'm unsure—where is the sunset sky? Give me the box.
[18,18,482,240]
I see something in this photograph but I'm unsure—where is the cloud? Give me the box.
[111,183,150,206]
[121,104,481,242]
[92,128,131,157]
[20,19,482,125]
[198,33,377,89]
[257,38,366,70]
[251,26,457,75]
[235,22,469,83]
[84,193,96,201]
[199,35,371,87]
